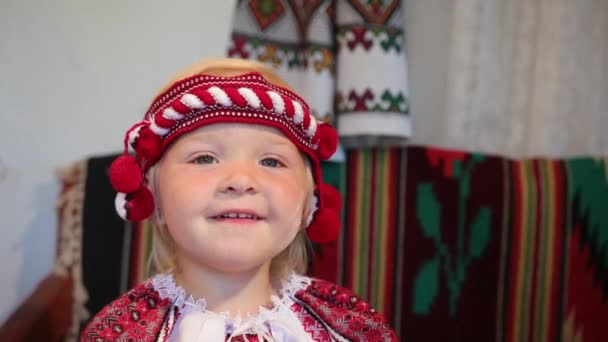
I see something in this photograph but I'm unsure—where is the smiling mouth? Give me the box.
[211,212,264,221]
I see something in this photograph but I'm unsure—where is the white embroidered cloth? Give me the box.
[151,273,316,342]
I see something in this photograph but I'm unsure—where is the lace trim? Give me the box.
[151,273,313,340]
[151,273,311,316]
[152,273,209,314]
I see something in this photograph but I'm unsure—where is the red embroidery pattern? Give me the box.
[295,279,398,341]
[347,0,400,25]
[425,147,468,177]
[347,89,374,111]
[81,282,171,342]
[248,0,286,31]
[287,0,323,39]
[82,276,397,341]
[228,36,250,59]
[291,301,331,341]
[347,27,374,51]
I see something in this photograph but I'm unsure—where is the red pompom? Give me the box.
[319,183,342,212]
[133,126,163,161]
[125,186,155,221]
[306,208,340,243]
[109,155,142,193]
[316,124,338,160]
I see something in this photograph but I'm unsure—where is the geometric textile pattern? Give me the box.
[248,0,286,31]
[80,276,397,340]
[325,147,608,341]
[502,158,608,342]
[347,0,400,24]
[400,147,507,340]
[341,147,407,331]
[287,0,324,39]
[566,159,608,297]
[501,159,568,342]
[334,0,409,141]
[562,159,608,342]
[63,149,608,341]
[229,0,337,129]
[228,0,410,148]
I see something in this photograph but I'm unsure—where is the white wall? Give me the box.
[404,1,454,146]
[0,0,237,323]
[0,0,452,323]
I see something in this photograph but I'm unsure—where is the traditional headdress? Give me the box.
[108,68,341,243]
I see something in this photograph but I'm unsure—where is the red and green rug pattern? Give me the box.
[331,147,607,341]
[124,147,607,341]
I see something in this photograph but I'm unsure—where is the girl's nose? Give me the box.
[219,164,259,195]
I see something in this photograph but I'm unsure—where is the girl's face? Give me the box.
[156,123,311,274]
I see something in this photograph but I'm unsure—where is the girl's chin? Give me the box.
[192,247,277,272]
[204,258,271,274]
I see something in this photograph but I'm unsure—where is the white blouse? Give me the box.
[151,273,317,342]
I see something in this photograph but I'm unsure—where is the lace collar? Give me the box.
[151,272,311,318]
[151,273,314,341]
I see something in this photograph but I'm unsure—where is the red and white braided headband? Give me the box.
[109,72,341,243]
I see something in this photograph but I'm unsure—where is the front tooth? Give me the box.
[237,213,250,219]
[227,213,238,218]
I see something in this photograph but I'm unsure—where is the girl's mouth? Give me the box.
[213,212,262,220]
[210,211,265,224]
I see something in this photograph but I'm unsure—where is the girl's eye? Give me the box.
[260,158,283,168]
[192,154,217,164]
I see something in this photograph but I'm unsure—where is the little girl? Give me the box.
[81,58,397,341]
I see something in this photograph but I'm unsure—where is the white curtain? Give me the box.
[416,0,608,158]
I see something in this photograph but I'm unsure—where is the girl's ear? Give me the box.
[300,154,316,230]
[300,190,315,230]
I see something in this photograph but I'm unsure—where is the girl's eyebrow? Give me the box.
[171,138,220,157]
[258,141,301,156]
[263,140,294,149]
[176,130,298,153]
[176,139,217,150]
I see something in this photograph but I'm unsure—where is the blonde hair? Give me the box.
[147,58,315,282]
